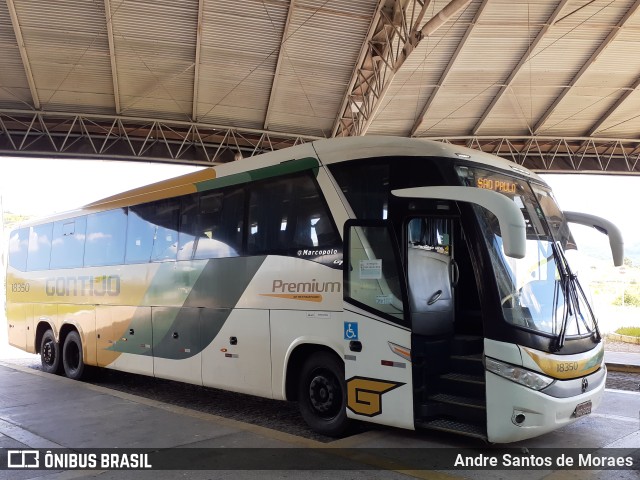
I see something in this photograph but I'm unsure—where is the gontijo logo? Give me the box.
[346,377,404,417]
[260,278,341,302]
[45,275,121,297]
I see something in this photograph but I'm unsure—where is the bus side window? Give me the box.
[248,172,338,255]
[248,179,290,255]
[27,223,53,271]
[126,204,156,264]
[8,228,29,271]
[85,209,127,267]
[178,194,199,260]
[215,187,244,255]
[150,198,180,262]
[50,217,87,269]
[193,188,243,259]
[293,190,339,249]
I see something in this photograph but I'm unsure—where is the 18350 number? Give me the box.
[10,283,30,293]
[556,361,579,373]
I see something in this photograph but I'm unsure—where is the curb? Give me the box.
[605,362,640,374]
[605,333,640,345]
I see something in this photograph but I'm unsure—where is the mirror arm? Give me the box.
[564,211,624,267]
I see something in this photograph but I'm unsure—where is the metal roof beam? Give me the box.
[6,0,40,109]
[410,0,489,137]
[192,0,205,121]
[104,0,121,114]
[0,108,321,165]
[534,0,640,134]
[333,0,472,137]
[1,110,640,173]
[472,0,570,135]
[587,75,640,136]
[264,0,296,130]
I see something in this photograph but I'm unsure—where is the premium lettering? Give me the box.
[272,278,341,294]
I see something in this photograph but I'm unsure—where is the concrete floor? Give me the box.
[0,360,638,480]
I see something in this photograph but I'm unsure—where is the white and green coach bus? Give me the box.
[5,137,622,443]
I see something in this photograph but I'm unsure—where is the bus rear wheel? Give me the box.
[41,329,61,374]
[62,331,86,380]
[298,351,350,437]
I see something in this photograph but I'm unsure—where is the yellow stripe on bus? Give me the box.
[84,168,217,210]
[523,347,603,380]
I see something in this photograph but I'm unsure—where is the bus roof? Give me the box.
[14,137,545,227]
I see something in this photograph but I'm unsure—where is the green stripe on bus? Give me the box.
[195,157,319,192]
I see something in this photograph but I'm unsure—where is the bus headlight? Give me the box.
[486,357,554,391]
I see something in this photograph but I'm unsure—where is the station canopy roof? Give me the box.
[1,0,640,173]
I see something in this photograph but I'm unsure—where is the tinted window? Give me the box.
[84,209,127,267]
[329,157,446,221]
[27,223,53,271]
[8,228,29,271]
[149,198,180,262]
[178,188,244,260]
[177,194,199,260]
[50,217,87,269]
[126,205,156,264]
[248,173,338,255]
[330,162,389,220]
[209,187,244,257]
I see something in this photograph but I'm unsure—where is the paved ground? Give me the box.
[0,361,638,480]
[604,339,640,354]
[1,312,638,479]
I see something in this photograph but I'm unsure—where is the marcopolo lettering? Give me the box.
[298,249,339,256]
[272,278,341,294]
[45,275,121,297]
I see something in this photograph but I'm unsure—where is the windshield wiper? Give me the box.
[550,243,600,352]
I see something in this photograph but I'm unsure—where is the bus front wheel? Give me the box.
[40,329,61,375]
[298,351,350,437]
[62,331,86,380]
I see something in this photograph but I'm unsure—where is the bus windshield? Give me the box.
[456,166,598,345]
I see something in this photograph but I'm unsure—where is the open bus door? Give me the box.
[342,220,415,430]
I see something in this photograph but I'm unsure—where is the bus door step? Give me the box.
[417,418,487,441]
[428,393,486,409]
[450,353,484,375]
[420,393,486,423]
[451,335,483,356]
[439,372,485,397]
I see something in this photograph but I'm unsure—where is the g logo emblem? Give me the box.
[346,377,404,417]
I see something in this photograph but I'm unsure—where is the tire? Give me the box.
[62,330,86,380]
[40,329,61,374]
[298,351,350,437]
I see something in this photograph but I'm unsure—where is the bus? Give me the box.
[5,137,622,443]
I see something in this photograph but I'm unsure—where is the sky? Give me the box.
[1,156,639,265]
[0,157,201,218]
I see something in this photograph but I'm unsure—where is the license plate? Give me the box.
[574,400,592,418]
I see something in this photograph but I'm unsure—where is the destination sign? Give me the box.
[476,177,517,194]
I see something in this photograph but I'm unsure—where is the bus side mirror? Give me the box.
[564,211,624,267]
[392,186,526,259]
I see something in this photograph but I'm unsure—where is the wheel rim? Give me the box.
[308,368,341,419]
[43,340,55,366]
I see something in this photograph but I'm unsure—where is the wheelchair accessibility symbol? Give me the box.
[344,322,358,340]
